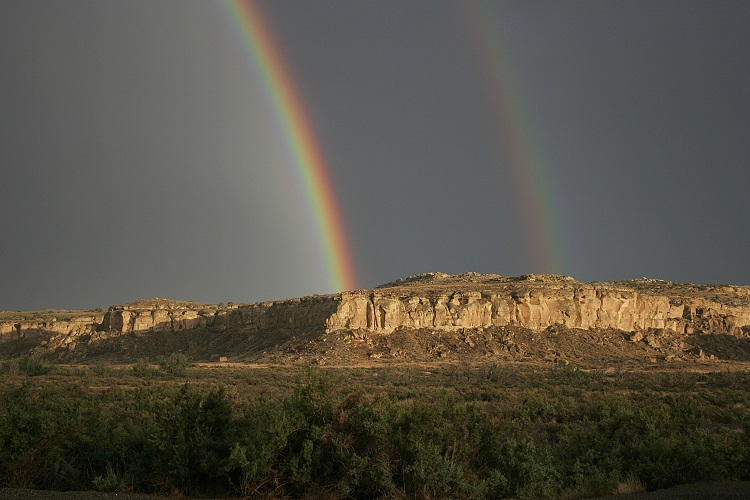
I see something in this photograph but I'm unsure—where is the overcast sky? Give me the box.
[1,0,748,311]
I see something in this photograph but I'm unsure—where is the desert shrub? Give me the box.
[0,357,52,377]
[333,393,400,497]
[18,356,53,376]
[626,426,745,489]
[146,385,234,494]
[516,391,564,423]
[91,362,112,377]
[392,393,519,498]
[0,385,92,489]
[0,359,20,376]
[256,370,398,498]
[156,353,189,377]
[77,388,159,493]
[479,363,519,384]
[92,463,130,492]
[0,365,749,498]
[548,393,750,495]
[276,369,353,496]
[549,361,591,385]
[131,358,155,377]
[223,398,292,497]
[474,417,560,499]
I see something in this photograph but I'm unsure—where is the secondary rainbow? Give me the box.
[221,0,358,292]
[465,2,571,275]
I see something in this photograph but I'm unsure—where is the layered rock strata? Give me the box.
[328,277,750,336]
[1,274,748,353]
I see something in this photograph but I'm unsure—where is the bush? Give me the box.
[156,353,189,377]
[18,357,53,376]
[132,359,154,377]
[0,366,748,498]
[0,357,51,376]
[0,359,20,375]
[223,398,292,496]
[91,363,112,377]
[146,385,234,494]
[0,385,92,489]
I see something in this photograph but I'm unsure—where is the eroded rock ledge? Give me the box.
[328,274,750,336]
[1,274,749,355]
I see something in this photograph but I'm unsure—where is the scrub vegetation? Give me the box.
[0,361,749,499]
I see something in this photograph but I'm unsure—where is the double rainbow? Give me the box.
[222,0,358,293]
[222,0,570,289]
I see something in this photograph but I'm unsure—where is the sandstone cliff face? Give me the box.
[0,315,104,343]
[0,295,341,354]
[326,275,750,337]
[1,275,748,358]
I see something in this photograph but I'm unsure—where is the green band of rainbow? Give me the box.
[465,2,570,275]
[223,0,358,292]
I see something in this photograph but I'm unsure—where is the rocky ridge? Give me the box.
[328,273,750,335]
[1,273,749,363]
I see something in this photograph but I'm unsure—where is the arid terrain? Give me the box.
[2,273,750,499]
[2,272,749,368]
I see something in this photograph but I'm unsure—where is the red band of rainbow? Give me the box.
[223,0,358,292]
[465,2,570,275]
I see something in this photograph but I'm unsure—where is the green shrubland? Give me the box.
[0,363,748,498]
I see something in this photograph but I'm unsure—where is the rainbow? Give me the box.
[464,2,570,275]
[221,0,358,292]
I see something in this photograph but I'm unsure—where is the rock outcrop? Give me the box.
[327,274,750,336]
[1,273,748,360]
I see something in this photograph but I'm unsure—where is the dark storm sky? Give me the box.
[1,0,748,311]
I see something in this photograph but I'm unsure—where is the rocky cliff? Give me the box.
[1,273,748,361]
[0,295,339,356]
[327,273,750,336]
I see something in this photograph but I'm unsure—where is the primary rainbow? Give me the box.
[465,2,571,275]
[222,0,358,292]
